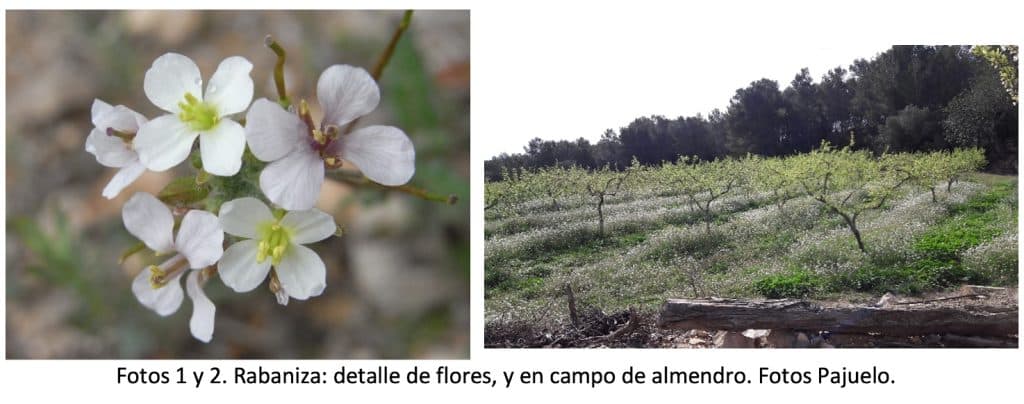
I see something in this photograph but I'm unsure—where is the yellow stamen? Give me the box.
[271,245,286,265]
[257,218,292,266]
[177,92,219,131]
[148,265,167,289]
[256,241,269,263]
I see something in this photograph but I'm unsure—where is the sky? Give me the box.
[480,43,891,158]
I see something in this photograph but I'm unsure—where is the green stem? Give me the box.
[328,169,456,205]
[371,10,414,81]
[345,10,414,134]
[118,241,147,264]
[265,35,291,109]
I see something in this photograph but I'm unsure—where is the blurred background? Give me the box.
[5,10,470,358]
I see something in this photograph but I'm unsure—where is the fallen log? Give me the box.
[658,298,1017,337]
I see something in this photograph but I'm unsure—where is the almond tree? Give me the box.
[750,155,799,217]
[582,164,634,237]
[790,141,910,253]
[666,156,744,233]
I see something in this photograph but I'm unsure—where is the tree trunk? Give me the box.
[850,223,865,252]
[597,196,605,236]
[658,298,1018,337]
[702,201,712,233]
[834,209,866,252]
[930,187,937,203]
[565,284,579,327]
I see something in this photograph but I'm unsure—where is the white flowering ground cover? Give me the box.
[484,172,1018,339]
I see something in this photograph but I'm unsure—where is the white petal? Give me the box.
[199,119,245,176]
[85,128,136,168]
[102,160,146,199]
[186,271,215,343]
[218,197,273,238]
[175,210,224,269]
[205,56,254,117]
[122,192,174,253]
[134,115,199,172]
[244,98,306,162]
[217,239,271,293]
[259,147,324,210]
[131,267,184,316]
[94,105,147,134]
[317,64,380,127]
[281,209,335,244]
[93,99,147,131]
[144,53,202,113]
[338,125,415,186]
[91,99,113,124]
[275,244,326,300]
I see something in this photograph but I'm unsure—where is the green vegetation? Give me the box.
[754,267,820,299]
[485,145,1016,326]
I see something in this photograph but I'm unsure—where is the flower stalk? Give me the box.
[345,10,414,134]
[328,169,457,205]
[265,35,291,109]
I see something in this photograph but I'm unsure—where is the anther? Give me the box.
[148,265,167,289]
[323,125,340,140]
[272,245,286,264]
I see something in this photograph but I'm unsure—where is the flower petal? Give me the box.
[93,99,147,131]
[205,56,254,117]
[175,210,224,269]
[259,147,324,210]
[134,115,199,172]
[85,128,136,168]
[281,209,336,244]
[102,160,146,199]
[122,192,174,253]
[186,271,215,343]
[131,267,184,316]
[144,53,202,113]
[199,119,245,176]
[218,197,273,238]
[275,244,326,300]
[336,125,415,186]
[317,64,380,127]
[244,98,306,162]
[218,239,272,293]
[91,99,113,124]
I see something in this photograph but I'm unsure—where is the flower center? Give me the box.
[177,93,219,131]
[148,253,188,289]
[297,99,344,168]
[257,219,292,265]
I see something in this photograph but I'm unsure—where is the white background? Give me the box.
[2,0,1023,402]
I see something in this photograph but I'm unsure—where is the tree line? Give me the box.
[484,45,1018,181]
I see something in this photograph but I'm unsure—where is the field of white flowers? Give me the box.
[484,171,1017,331]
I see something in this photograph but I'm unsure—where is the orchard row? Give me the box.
[485,142,986,253]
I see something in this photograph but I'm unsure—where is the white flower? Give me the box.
[245,65,415,210]
[217,197,335,300]
[134,53,253,176]
[85,99,148,199]
[123,192,224,342]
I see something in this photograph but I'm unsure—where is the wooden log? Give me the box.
[658,298,1017,337]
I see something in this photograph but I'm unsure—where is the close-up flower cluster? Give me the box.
[85,49,417,342]
[8,10,469,359]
